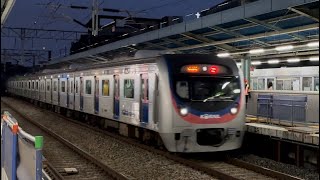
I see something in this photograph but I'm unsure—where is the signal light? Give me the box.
[209,66,219,74]
[186,65,200,73]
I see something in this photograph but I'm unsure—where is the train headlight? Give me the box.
[230,107,238,115]
[180,108,188,116]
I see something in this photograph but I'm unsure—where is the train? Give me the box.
[249,66,319,92]
[7,53,246,153]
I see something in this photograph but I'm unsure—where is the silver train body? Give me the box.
[7,54,246,152]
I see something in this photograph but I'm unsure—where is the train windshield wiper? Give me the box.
[203,93,232,102]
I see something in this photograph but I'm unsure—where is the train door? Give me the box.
[80,77,84,111]
[58,78,60,105]
[113,75,120,119]
[75,77,80,111]
[35,80,39,100]
[94,76,99,114]
[140,74,149,123]
[83,76,94,114]
[66,78,69,107]
[99,75,113,119]
[60,78,67,107]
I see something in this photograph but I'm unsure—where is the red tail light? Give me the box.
[209,66,219,74]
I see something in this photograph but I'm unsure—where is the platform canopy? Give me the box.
[47,0,319,67]
[1,0,16,28]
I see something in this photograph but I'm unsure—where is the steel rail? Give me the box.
[2,100,132,180]
[4,97,306,180]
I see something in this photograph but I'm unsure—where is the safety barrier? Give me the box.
[257,94,273,121]
[257,94,308,125]
[1,111,50,180]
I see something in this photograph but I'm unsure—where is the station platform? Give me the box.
[245,116,319,146]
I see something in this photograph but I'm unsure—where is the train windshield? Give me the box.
[175,76,241,112]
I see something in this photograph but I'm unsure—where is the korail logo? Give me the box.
[200,114,221,119]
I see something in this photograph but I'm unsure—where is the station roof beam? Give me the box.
[209,26,270,46]
[181,32,237,51]
[172,24,318,52]
[244,17,307,41]
[288,7,319,22]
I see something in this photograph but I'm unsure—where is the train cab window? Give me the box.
[124,79,134,98]
[86,80,92,94]
[302,77,312,91]
[61,81,66,92]
[102,80,110,96]
[176,81,189,99]
[36,82,39,90]
[54,81,57,91]
[29,82,31,89]
[314,77,319,91]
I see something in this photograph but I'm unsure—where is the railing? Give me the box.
[1,111,50,180]
[257,94,308,126]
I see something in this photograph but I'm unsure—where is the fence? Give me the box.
[1,111,50,180]
[257,94,308,125]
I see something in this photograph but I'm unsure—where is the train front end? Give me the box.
[158,54,245,152]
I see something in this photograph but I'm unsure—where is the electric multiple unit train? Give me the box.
[7,54,246,152]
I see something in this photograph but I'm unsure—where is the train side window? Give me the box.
[61,81,66,92]
[47,82,50,91]
[70,81,74,93]
[276,80,283,90]
[267,78,274,90]
[124,79,134,99]
[54,81,57,91]
[176,81,189,99]
[102,79,110,96]
[86,80,92,94]
[257,79,265,90]
[251,78,258,90]
[314,77,319,91]
[75,80,79,94]
[145,79,149,100]
[302,77,312,91]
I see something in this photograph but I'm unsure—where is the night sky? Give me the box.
[2,0,224,65]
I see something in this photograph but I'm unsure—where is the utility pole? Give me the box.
[20,28,25,66]
[92,0,99,36]
[33,55,36,73]
[3,50,7,73]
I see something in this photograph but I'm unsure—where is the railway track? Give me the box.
[1,101,131,180]
[2,97,304,180]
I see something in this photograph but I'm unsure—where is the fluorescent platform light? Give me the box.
[287,58,300,63]
[307,41,319,47]
[217,53,230,57]
[309,56,319,61]
[268,59,279,64]
[249,49,265,54]
[275,45,294,51]
[252,61,261,65]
